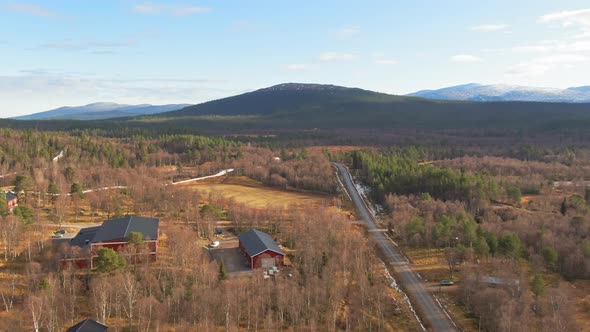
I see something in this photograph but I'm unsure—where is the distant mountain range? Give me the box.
[13,102,192,120]
[407,83,590,103]
[5,83,590,137]
[12,83,590,121]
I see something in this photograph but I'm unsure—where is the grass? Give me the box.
[404,247,445,265]
[400,246,478,330]
[177,176,331,209]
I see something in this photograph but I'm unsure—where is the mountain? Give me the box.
[145,83,590,132]
[4,83,590,137]
[166,83,404,117]
[13,102,192,120]
[407,83,590,103]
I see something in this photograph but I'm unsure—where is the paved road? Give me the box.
[333,163,457,332]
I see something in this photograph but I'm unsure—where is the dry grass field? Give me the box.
[177,175,332,209]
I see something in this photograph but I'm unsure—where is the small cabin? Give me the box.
[4,191,18,212]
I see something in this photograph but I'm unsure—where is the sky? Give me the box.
[2,1,590,116]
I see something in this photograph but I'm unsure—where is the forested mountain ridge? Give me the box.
[4,83,590,138]
[149,82,590,131]
[160,82,413,117]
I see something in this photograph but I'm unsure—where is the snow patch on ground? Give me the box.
[82,186,128,194]
[382,261,427,331]
[354,181,385,223]
[170,168,234,185]
[52,150,64,162]
[432,294,459,330]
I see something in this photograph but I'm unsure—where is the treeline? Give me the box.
[371,152,590,280]
[385,194,586,330]
[0,129,336,194]
[351,150,503,206]
[386,195,521,260]
[234,147,337,194]
[0,128,241,171]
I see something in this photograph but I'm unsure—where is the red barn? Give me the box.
[63,216,159,268]
[4,191,18,212]
[238,229,285,269]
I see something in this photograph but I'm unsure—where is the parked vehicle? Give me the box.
[209,241,220,248]
[52,230,66,238]
[439,280,454,286]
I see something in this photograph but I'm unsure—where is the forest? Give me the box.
[0,128,423,331]
[0,126,589,331]
[347,148,590,331]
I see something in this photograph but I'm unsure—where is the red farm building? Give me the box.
[5,191,18,212]
[238,229,285,269]
[62,216,159,269]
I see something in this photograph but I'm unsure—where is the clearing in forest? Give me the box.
[178,176,331,209]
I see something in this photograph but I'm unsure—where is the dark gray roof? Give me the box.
[70,226,101,248]
[92,216,159,243]
[66,318,108,332]
[238,229,285,257]
[4,191,17,201]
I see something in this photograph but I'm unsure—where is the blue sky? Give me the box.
[1,1,590,116]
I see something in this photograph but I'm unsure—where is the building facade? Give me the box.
[62,216,159,269]
[238,229,285,269]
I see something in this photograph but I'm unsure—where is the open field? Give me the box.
[177,175,332,209]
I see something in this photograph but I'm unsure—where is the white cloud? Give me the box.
[285,64,319,72]
[513,38,590,54]
[174,6,211,16]
[535,53,588,64]
[134,2,162,14]
[36,35,158,53]
[507,53,589,77]
[506,9,590,79]
[450,54,482,62]
[336,26,360,39]
[511,10,590,57]
[133,2,211,16]
[471,24,509,31]
[539,8,590,28]
[40,40,137,52]
[375,59,398,65]
[0,71,232,117]
[4,2,62,18]
[319,52,357,61]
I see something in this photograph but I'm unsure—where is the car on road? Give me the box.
[52,230,66,238]
[439,280,454,286]
[209,241,220,248]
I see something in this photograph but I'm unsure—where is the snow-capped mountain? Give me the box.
[13,102,192,120]
[407,83,590,103]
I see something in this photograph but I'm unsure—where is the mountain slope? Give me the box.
[4,83,590,137]
[14,102,192,120]
[144,83,590,132]
[408,83,590,102]
[164,83,410,117]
